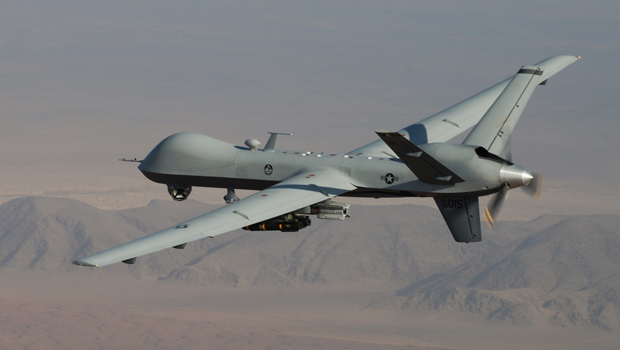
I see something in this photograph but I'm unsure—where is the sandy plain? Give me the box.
[0,268,618,350]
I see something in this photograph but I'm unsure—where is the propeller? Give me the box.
[484,183,509,227]
[504,136,543,197]
[484,138,543,228]
[504,135,514,164]
[521,172,543,199]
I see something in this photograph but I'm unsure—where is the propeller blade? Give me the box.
[522,172,543,198]
[504,136,513,163]
[484,183,510,228]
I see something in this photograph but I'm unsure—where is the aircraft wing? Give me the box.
[348,55,580,156]
[73,169,356,267]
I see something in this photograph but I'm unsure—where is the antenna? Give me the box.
[263,132,292,152]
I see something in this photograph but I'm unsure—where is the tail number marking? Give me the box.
[441,198,463,209]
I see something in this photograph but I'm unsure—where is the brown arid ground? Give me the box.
[1,271,619,350]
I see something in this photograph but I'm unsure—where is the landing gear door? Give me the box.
[433,197,482,243]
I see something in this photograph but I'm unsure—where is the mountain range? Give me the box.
[1,196,619,330]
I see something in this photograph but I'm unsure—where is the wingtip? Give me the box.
[72,260,98,267]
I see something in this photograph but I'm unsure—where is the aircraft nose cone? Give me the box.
[522,169,534,186]
[499,164,533,188]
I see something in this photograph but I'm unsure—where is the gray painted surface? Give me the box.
[348,55,580,156]
[74,56,579,267]
[463,65,544,154]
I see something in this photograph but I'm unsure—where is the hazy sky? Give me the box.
[0,1,618,206]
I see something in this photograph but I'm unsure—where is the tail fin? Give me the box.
[348,55,579,157]
[434,197,481,242]
[462,66,544,155]
[375,130,464,184]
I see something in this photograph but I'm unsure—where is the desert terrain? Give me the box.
[0,197,619,349]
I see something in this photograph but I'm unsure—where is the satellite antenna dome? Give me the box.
[245,139,261,151]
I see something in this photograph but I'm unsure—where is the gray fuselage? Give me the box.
[138,132,510,199]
